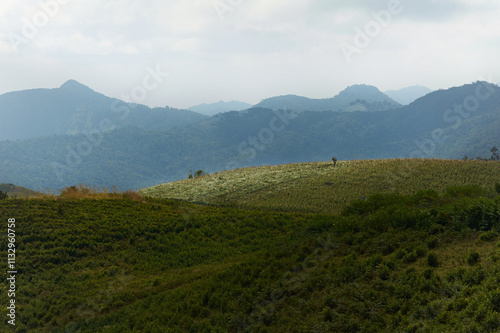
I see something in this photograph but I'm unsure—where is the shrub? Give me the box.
[427,236,438,249]
[463,267,486,286]
[444,185,487,199]
[485,313,500,331]
[122,190,144,202]
[403,251,418,263]
[467,251,480,266]
[0,190,7,200]
[479,231,498,242]
[496,183,500,194]
[490,291,500,312]
[322,307,333,322]
[427,253,439,267]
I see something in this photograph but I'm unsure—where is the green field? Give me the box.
[140,159,500,214]
[2,159,500,332]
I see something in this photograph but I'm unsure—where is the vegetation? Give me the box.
[2,181,500,331]
[188,169,207,179]
[2,82,500,192]
[491,147,499,161]
[0,183,43,199]
[140,159,500,215]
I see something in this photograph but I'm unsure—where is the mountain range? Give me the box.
[253,84,401,112]
[188,100,253,116]
[1,80,499,191]
[0,80,208,141]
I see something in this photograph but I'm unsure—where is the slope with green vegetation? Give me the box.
[2,182,500,332]
[0,183,43,198]
[140,159,500,215]
[2,82,499,192]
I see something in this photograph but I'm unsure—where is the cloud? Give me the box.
[0,0,499,108]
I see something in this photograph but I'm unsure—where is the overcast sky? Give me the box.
[1,0,499,109]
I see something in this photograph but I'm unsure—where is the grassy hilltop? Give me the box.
[2,159,500,332]
[0,183,43,198]
[140,159,500,214]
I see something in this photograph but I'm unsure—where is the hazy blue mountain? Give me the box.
[0,80,208,141]
[384,86,433,105]
[1,82,499,191]
[253,84,401,112]
[188,100,252,116]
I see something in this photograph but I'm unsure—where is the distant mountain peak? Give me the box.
[60,79,92,91]
[338,84,383,96]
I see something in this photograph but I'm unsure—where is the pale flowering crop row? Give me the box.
[139,159,500,215]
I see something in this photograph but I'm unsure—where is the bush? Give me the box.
[490,291,500,312]
[0,190,7,200]
[496,183,500,194]
[444,185,487,199]
[427,253,439,267]
[427,236,438,249]
[479,231,498,242]
[463,267,486,286]
[467,251,480,266]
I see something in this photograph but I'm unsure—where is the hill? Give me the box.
[139,159,500,214]
[254,84,401,112]
[384,85,433,105]
[2,177,500,331]
[0,183,43,198]
[187,100,252,116]
[1,82,499,191]
[0,80,208,141]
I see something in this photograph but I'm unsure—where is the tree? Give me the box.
[188,169,207,179]
[194,170,206,178]
[331,157,337,167]
[0,190,8,200]
[491,147,499,161]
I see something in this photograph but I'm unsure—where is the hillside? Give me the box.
[1,82,499,191]
[140,159,500,214]
[0,183,43,198]
[2,177,500,331]
[254,84,401,112]
[0,80,208,141]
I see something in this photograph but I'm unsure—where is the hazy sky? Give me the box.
[1,0,499,109]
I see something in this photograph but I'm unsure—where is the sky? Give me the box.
[0,0,499,109]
